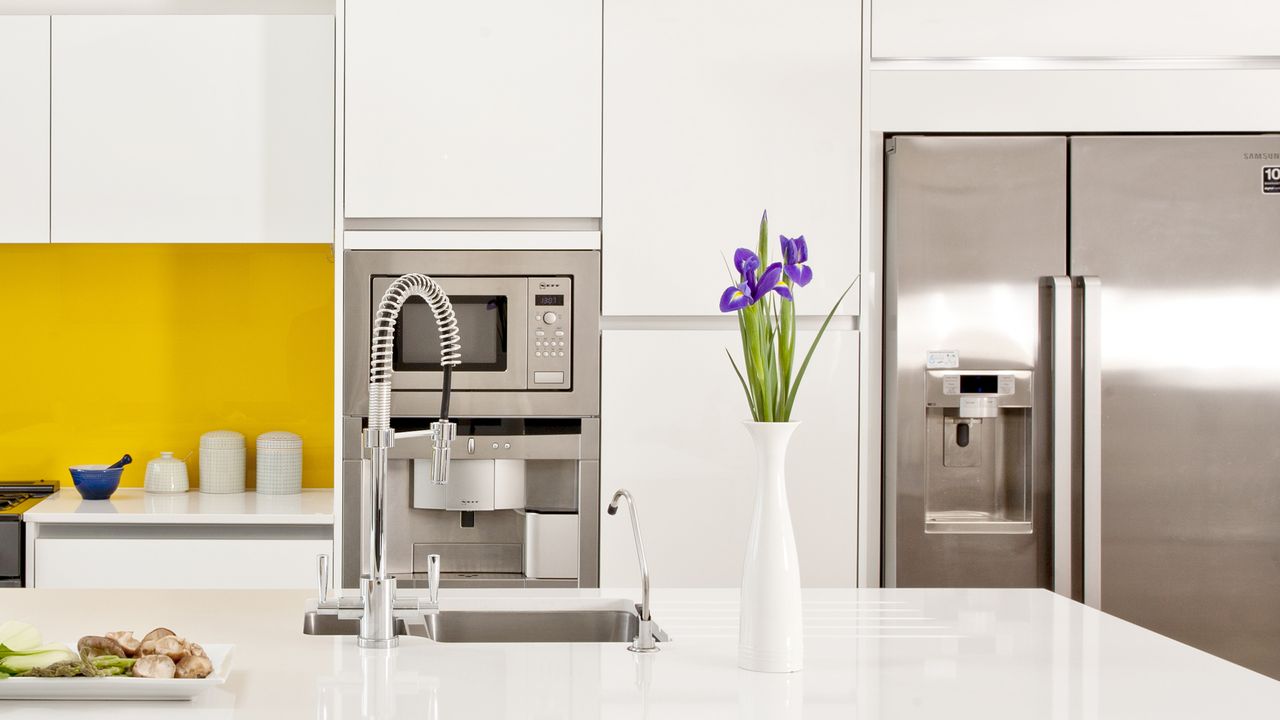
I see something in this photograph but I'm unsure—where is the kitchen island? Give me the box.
[0,587,1275,718]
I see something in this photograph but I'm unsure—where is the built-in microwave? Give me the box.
[343,250,601,418]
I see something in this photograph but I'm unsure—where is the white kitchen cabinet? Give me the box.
[600,328,858,588]
[603,0,859,316]
[345,0,601,219]
[51,15,333,244]
[32,528,331,590]
[871,0,1280,59]
[0,16,50,244]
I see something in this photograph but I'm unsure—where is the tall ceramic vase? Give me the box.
[739,421,804,673]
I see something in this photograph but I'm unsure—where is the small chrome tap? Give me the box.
[608,488,663,653]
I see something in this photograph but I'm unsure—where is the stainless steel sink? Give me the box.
[303,609,643,643]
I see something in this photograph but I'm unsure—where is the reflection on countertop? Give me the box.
[0,587,1276,719]
[23,488,334,525]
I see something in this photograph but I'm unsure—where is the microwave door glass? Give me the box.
[396,295,508,371]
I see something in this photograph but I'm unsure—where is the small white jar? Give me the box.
[256,431,302,495]
[144,451,189,494]
[199,430,246,494]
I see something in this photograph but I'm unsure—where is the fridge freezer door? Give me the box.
[1071,134,1280,680]
[884,135,1067,588]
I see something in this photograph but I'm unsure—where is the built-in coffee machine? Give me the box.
[341,250,601,589]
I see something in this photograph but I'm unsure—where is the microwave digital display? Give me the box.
[535,294,564,306]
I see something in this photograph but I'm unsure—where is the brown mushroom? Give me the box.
[142,627,176,644]
[186,642,207,659]
[77,635,128,660]
[105,631,141,657]
[175,653,213,679]
[153,635,187,661]
[131,654,176,679]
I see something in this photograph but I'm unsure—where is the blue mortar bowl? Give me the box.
[68,465,124,500]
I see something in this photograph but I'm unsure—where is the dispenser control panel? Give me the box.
[941,373,1015,396]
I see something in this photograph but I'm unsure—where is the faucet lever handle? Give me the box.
[427,554,441,604]
[317,553,330,604]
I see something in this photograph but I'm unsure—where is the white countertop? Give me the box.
[0,587,1275,718]
[23,488,334,525]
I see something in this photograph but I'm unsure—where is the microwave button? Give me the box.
[541,311,559,325]
[534,371,565,384]
[554,330,565,336]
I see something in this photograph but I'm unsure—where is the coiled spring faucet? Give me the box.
[360,273,461,649]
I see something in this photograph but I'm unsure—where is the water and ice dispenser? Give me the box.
[924,370,1033,534]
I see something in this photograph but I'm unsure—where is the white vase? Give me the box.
[738,421,804,673]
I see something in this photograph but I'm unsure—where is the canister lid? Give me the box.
[257,431,302,449]
[200,430,245,448]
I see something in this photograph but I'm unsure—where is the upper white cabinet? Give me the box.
[600,328,859,588]
[51,15,334,244]
[345,0,602,219]
[603,0,860,316]
[872,0,1280,59]
[0,16,50,244]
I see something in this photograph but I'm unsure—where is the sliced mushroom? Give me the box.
[187,642,207,659]
[175,653,213,679]
[153,635,187,661]
[77,635,128,660]
[132,654,176,679]
[105,631,141,657]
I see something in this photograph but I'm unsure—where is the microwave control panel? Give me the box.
[528,277,572,389]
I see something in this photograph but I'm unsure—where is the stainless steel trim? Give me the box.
[344,218,602,232]
[1077,276,1102,609]
[1046,276,1074,598]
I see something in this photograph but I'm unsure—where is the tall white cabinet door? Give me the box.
[603,0,860,316]
[600,329,858,588]
[0,16,50,244]
[51,16,334,244]
[345,0,602,219]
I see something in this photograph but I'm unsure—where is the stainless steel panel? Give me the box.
[343,250,601,418]
[1077,276,1102,609]
[884,135,1066,587]
[1044,276,1080,600]
[413,542,522,574]
[0,523,20,579]
[1071,134,1280,679]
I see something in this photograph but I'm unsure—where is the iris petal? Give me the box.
[719,284,753,312]
[733,248,761,278]
[785,263,813,287]
[753,263,784,300]
[773,283,794,301]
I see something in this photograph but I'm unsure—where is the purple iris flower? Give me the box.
[780,235,813,287]
[719,249,793,312]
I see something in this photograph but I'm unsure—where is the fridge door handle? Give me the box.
[1077,276,1103,609]
[1045,276,1074,598]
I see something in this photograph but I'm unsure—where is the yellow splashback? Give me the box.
[0,244,334,489]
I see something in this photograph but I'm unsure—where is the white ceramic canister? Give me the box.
[256,431,302,495]
[144,451,189,494]
[199,430,246,494]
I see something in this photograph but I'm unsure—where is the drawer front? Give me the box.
[34,536,331,589]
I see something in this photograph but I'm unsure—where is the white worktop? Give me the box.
[0,587,1275,718]
[24,488,334,525]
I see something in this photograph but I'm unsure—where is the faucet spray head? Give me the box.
[430,420,456,485]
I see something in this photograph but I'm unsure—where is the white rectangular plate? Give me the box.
[0,644,232,701]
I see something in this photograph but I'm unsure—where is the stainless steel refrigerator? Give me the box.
[883,134,1280,679]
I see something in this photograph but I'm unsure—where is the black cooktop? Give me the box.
[0,480,59,518]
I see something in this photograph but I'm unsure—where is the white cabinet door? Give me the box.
[603,0,860,316]
[600,329,858,588]
[345,0,601,219]
[51,15,333,244]
[872,0,1280,59]
[0,16,50,244]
